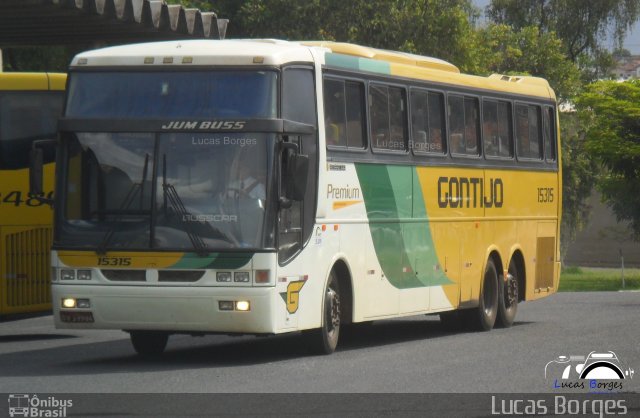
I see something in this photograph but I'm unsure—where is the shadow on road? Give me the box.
[0,316,533,377]
[0,334,77,343]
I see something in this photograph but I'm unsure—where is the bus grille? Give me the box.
[158,270,205,282]
[101,270,146,281]
[3,227,52,309]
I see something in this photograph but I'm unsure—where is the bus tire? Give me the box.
[130,331,169,357]
[497,259,519,328]
[309,271,341,354]
[469,259,499,331]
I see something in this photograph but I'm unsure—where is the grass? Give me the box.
[559,266,640,291]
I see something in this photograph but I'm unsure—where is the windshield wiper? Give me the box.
[96,154,151,255]
[162,154,209,255]
[160,154,240,253]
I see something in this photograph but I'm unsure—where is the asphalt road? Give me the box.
[0,292,638,394]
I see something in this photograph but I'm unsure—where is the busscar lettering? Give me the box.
[162,120,246,130]
[437,176,503,209]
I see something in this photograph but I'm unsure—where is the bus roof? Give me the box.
[0,72,66,91]
[70,39,555,100]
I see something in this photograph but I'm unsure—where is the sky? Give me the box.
[473,0,640,54]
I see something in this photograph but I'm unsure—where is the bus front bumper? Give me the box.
[52,284,276,334]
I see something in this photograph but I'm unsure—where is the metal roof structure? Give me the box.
[0,0,228,48]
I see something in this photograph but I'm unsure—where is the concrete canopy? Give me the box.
[0,0,228,48]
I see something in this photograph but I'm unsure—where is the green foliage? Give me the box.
[486,0,640,62]
[2,46,79,72]
[473,24,582,101]
[559,112,599,255]
[576,80,640,239]
[559,267,640,291]
[210,0,480,71]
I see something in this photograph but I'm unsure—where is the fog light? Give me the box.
[61,269,76,281]
[255,270,270,284]
[235,300,250,311]
[76,299,91,309]
[62,298,76,308]
[234,271,250,283]
[218,301,234,311]
[77,270,92,280]
[217,272,232,282]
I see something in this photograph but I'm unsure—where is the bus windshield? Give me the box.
[59,132,275,251]
[58,70,280,252]
[65,70,278,119]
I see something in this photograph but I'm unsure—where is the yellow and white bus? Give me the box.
[39,40,560,355]
[0,72,65,316]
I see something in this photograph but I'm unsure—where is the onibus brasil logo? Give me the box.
[7,394,72,418]
[545,351,634,391]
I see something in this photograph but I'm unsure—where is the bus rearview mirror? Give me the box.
[288,153,309,201]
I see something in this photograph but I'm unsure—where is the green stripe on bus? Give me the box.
[325,53,391,74]
[172,253,253,269]
[355,163,451,289]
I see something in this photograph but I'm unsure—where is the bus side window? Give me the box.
[323,78,347,147]
[516,104,543,160]
[483,99,513,158]
[370,84,407,152]
[410,90,445,155]
[544,106,556,161]
[345,81,366,149]
[323,78,366,150]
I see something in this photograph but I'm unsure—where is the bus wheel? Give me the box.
[310,271,341,354]
[470,259,499,331]
[497,259,519,328]
[130,331,169,357]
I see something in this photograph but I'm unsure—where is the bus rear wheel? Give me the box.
[130,331,169,357]
[308,271,341,354]
[469,259,499,331]
[496,258,519,328]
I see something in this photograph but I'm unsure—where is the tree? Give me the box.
[210,0,481,71]
[576,79,640,239]
[472,24,582,101]
[558,112,600,259]
[486,0,640,63]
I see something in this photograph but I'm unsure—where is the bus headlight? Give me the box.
[235,300,250,311]
[216,272,232,282]
[61,269,76,281]
[233,271,250,283]
[62,298,76,308]
[77,270,92,281]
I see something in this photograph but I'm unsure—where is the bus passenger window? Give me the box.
[464,97,480,155]
[449,95,479,156]
[323,79,347,147]
[544,107,556,161]
[516,104,542,160]
[323,78,366,149]
[483,99,513,158]
[345,81,366,149]
[371,84,407,151]
[410,90,445,154]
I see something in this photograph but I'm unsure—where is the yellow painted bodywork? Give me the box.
[417,166,560,306]
[0,72,66,315]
